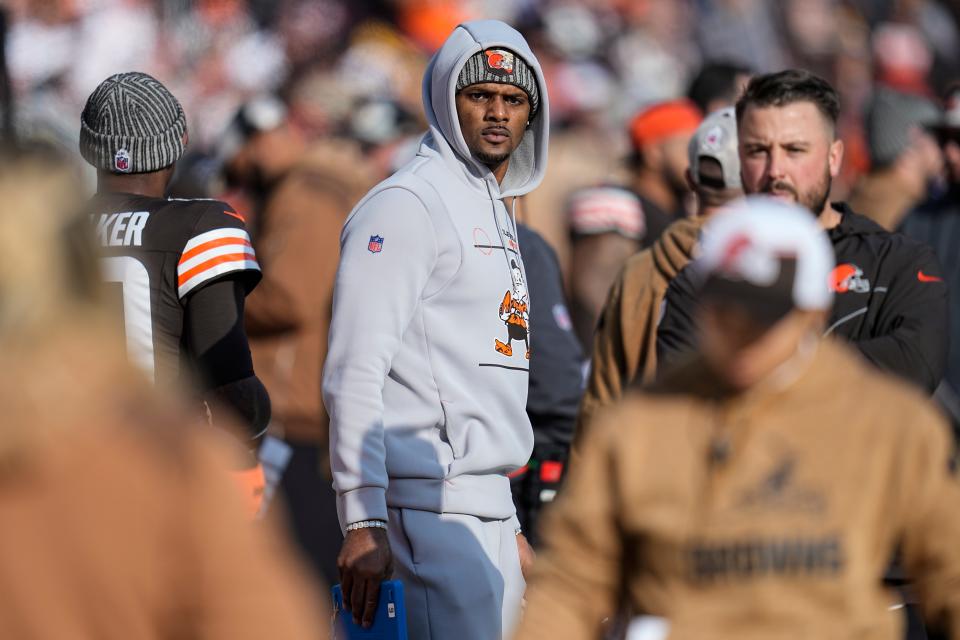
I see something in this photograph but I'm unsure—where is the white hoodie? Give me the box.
[323,20,549,528]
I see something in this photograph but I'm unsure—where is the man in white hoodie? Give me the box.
[322,20,549,639]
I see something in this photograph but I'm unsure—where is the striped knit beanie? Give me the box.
[79,72,187,174]
[865,89,940,168]
[456,48,540,117]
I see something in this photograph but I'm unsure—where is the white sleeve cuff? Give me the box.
[337,487,388,531]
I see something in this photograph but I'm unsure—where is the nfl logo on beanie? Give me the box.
[114,149,131,173]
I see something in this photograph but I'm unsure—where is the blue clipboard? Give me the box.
[332,580,408,640]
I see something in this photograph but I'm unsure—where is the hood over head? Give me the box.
[422,20,549,198]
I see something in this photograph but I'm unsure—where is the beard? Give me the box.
[762,166,832,216]
[475,149,511,168]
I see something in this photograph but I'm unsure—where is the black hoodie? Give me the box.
[656,204,948,393]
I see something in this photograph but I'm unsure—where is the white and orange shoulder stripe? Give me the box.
[177,228,260,298]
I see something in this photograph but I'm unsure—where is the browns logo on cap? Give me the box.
[484,49,515,76]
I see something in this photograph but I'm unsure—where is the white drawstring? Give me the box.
[487,181,516,282]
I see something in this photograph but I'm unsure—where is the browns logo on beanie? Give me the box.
[456,48,540,117]
[79,72,187,174]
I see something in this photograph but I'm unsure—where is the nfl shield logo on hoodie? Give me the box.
[368,235,384,253]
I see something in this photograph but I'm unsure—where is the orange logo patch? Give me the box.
[829,263,870,293]
[484,49,514,75]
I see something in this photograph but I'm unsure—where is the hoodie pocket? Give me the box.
[438,399,464,461]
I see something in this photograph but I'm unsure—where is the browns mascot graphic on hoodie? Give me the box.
[495,260,530,359]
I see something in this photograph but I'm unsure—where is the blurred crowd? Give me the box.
[9,0,960,269]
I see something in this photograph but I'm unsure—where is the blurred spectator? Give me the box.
[576,107,743,444]
[831,5,875,199]
[872,22,935,96]
[222,95,376,585]
[348,96,424,179]
[218,94,304,226]
[518,119,624,284]
[568,99,701,349]
[395,0,472,51]
[695,0,787,73]
[900,85,960,434]
[848,88,943,230]
[609,0,699,108]
[517,197,960,640]
[510,222,583,546]
[784,0,836,58]
[686,61,752,114]
[333,20,429,129]
[658,70,949,396]
[0,151,325,640]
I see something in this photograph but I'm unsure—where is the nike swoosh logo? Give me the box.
[918,270,943,283]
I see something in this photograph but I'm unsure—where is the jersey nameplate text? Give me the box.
[95,211,150,247]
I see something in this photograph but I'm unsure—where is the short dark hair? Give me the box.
[687,61,751,113]
[735,69,840,133]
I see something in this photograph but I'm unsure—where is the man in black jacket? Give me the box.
[512,223,584,545]
[657,70,947,394]
[901,87,960,425]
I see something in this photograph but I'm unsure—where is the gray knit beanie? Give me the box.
[456,48,540,117]
[865,89,940,168]
[79,72,187,174]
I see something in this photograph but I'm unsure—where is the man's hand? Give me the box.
[338,527,393,628]
[517,532,536,579]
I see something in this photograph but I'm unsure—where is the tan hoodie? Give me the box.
[575,216,703,444]
[245,140,374,444]
[0,326,327,639]
[847,170,924,232]
[517,340,960,640]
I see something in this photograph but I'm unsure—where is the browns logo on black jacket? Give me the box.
[657,203,948,393]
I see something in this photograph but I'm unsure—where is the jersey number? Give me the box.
[101,256,155,383]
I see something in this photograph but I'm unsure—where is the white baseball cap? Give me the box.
[694,196,835,324]
[688,107,740,190]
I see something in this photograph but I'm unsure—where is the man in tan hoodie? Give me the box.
[516,197,960,640]
[576,108,743,441]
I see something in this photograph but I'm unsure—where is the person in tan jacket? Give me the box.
[516,197,960,640]
[576,108,743,444]
[0,154,326,639]
[243,136,374,448]
[220,96,375,582]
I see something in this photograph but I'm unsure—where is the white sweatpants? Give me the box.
[387,508,525,640]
